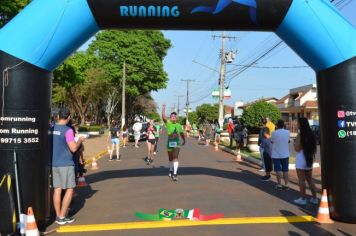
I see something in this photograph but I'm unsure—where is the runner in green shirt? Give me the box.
[162,104,185,181]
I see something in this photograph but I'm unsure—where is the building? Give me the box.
[276,84,319,132]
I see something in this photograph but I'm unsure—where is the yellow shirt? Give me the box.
[266,121,275,134]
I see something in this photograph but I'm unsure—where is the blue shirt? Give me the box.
[261,138,272,157]
[50,124,75,167]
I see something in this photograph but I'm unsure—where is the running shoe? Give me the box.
[55,217,66,225]
[153,152,157,155]
[63,216,75,224]
[275,184,283,190]
[282,185,290,190]
[309,198,319,205]
[169,170,173,177]
[293,198,307,205]
[260,175,271,181]
[172,175,178,181]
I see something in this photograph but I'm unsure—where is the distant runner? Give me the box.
[154,121,162,155]
[162,104,186,181]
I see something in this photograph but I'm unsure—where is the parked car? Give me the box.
[128,122,148,142]
[310,125,320,145]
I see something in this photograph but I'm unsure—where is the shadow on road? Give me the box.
[85,166,320,215]
[281,210,334,235]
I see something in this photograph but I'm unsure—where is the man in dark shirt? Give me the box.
[51,108,85,225]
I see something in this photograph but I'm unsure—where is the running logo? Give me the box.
[191,0,257,24]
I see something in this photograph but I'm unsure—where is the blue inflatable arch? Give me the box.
[0,0,355,233]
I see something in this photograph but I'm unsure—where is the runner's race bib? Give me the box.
[169,142,178,148]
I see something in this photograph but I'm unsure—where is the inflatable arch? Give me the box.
[0,0,355,233]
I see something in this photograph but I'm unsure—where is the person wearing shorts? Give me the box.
[133,120,142,148]
[122,124,128,148]
[146,121,157,165]
[108,122,120,161]
[271,120,290,190]
[162,104,185,181]
[50,108,85,225]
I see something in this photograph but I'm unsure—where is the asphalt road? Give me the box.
[46,133,356,236]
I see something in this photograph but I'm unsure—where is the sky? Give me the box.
[79,0,356,114]
[151,0,356,114]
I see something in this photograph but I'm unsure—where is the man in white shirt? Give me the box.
[133,120,142,148]
[271,119,290,190]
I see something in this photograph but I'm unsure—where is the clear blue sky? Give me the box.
[151,0,356,113]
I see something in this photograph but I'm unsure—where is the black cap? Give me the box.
[58,107,70,119]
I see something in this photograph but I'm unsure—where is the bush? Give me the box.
[241,100,281,133]
[78,125,103,132]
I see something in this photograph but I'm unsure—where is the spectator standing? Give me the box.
[203,121,212,146]
[133,119,142,148]
[258,118,268,171]
[108,121,120,161]
[73,125,85,178]
[260,127,273,181]
[233,119,245,156]
[293,117,318,205]
[122,124,128,148]
[50,108,85,225]
[266,116,275,134]
[213,119,221,144]
[227,118,235,147]
[271,120,290,190]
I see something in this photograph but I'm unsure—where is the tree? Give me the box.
[181,111,198,125]
[0,0,30,28]
[53,52,108,125]
[196,104,219,124]
[147,112,161,122]
[88,30,171,97]
[240,100,281,133]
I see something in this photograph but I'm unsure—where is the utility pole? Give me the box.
[213,32,237,127]
[121,61,126,129]
[176,95,184,117]
[181,79,195,124]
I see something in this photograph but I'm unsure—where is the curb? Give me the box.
[85,150,108,166]
[218,145,262,166]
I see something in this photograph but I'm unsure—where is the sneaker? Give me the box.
[258,168,265,172]
[116,158,121,161]
[260,175,271,181]
[282,185,290,190]
[293,197,307,205]
[309,197,319,205]
[55,217,66,225]
[275,184,283,190]
[63,216,75,224]
[169,170,173,177]
[109,159,113,161]
[153,152,157,155]
[172,175,178,181]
